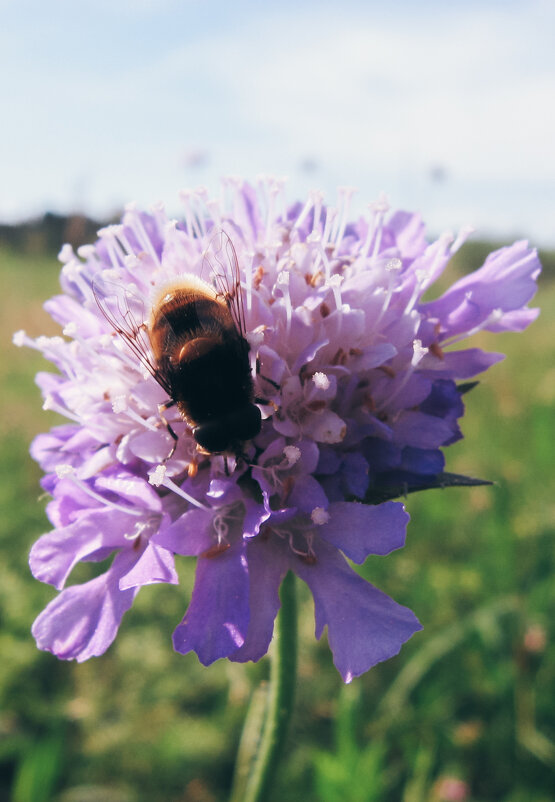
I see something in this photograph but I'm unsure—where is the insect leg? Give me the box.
[158,400,179,459]
[255,356,281,390]
[254,396,279,411]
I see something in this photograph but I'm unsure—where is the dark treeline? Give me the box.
[0,212,111,255]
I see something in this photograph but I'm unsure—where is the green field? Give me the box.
[1,242,554,802]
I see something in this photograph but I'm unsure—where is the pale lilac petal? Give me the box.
[486,306,540,333]
[420,349,505,379]
[173,540,250,664]
[95,473,163,511]
[32,551,139,661]
[422,241,541,337]
[119,543,178,590]
[30,509,142,590]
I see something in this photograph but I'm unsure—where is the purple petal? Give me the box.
[30,508,143,590]
[95,473,163,511]
[422,241,541,337]
[392,411,455,448]
[31,551,139,661]
[486,306,540,333]
[151,509,214,555]
[318,501,408,562]
[341,452,370,498]
[420,348,505,379]
[230,535,289,663]
[288,476,328,513]
[119,543,178,590]
[173,540,250,665]
[294,539,422,682]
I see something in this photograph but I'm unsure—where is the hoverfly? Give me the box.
[93,230,262,461]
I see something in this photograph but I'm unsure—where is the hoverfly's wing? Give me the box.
[201,230,247,337]
[92,275,173,395]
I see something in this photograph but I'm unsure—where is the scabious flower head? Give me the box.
[17,178,541,681]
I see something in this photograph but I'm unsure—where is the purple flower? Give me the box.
[16,179,541,681]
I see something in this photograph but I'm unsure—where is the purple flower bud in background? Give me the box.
[15,178,540,681]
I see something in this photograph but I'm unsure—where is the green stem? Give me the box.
[231,571,298,802]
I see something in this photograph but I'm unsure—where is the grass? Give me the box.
[0,241,553,802]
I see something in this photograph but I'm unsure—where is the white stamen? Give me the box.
[451,225,474,255]
[97,226,126,269]
[411,339,429,366]
[77,244,97,260]
[283,445,301,466]
[361,192,390,259]
[373,261,402,328]
[63,322,77,337]
[322,206,338,248]
[123,208,161,267]
[294,195,314,230]
[12,330,27,347]
[310,191,324,236]
[418,232,454,294]
[124,520,150,540]
[55,464,75,478]
[62,262,92,299]
[312,372,330,391]
[178,189,203,239]
[326,274,344,311]
[404,269,428,316]
[246,328,264,350]
[114,226,136,257]
[43,395,82,423]
[276,270,292,338]
[378,339,428,410]
[149,467,208,510]
[311,507,330,525]
[333,186,357,247]
[123,253,140,269]
[148,464,167,486]
[112,395,128,414]
[443,308,505,346]
[58,244,75,263]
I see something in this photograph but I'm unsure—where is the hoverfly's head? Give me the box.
[193,404,262,454]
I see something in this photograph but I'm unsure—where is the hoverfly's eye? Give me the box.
[193,423,230,454]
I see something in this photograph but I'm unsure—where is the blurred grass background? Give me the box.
[0,239,554,802]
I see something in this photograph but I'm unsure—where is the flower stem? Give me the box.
[232,571,297,802]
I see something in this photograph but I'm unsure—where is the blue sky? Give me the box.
[2,0,554,244]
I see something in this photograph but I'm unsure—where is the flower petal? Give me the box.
[29,508,144,590]
[230,535,289,663]
[151,509,214,555]
[31,551,139,661]
[119,543,178,590]
[318,501,408,562]
[173,540,250,665]
[295,539,421,682]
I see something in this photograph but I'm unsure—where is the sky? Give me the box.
[2,0,555,245]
